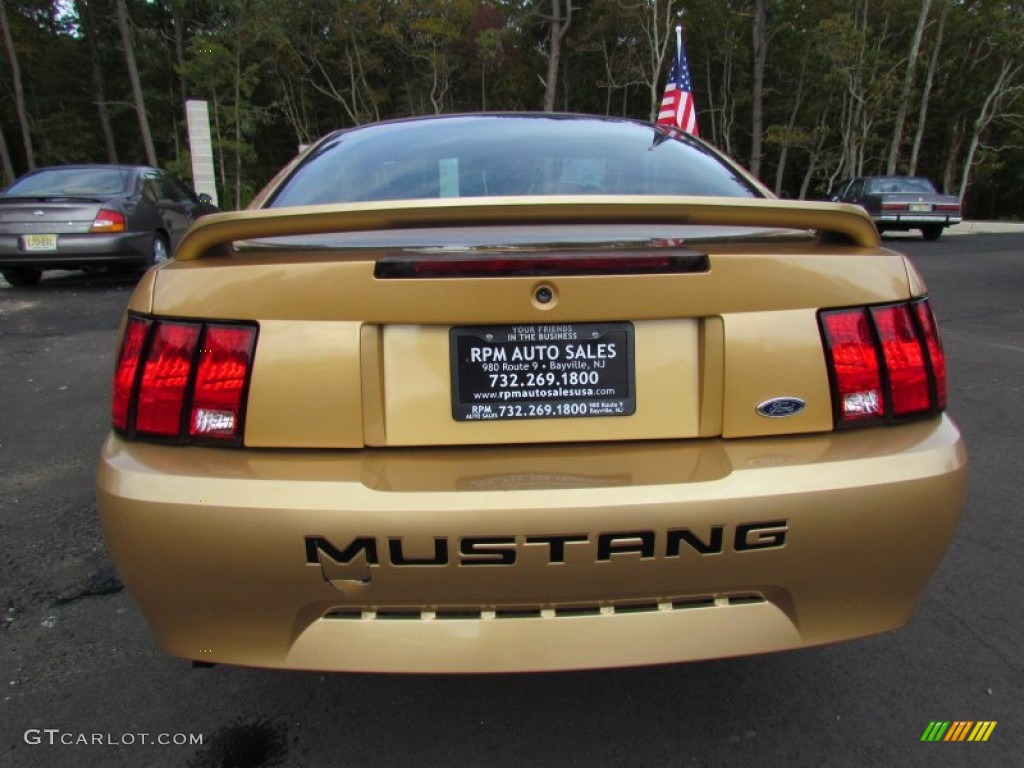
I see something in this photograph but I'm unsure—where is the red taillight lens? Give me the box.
[136,323,201,436]
[820,299,946,427]
[914,300,947,409]
[112,315,257,443]
[872,305,931,416]
[91,209,126,233]
[189,326,257,440]
[821,309,885,422]
[111,317,150,430]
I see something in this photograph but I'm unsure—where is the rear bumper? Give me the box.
[0,232,151,269]
[873,214,962,228]
[96,417,967,672]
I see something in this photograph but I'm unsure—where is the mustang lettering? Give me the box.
[305,522,788,569]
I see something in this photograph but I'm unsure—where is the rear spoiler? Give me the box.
[173,196,879,262]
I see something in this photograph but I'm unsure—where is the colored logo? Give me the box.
[756,397,806,418]
[921,721,997,742]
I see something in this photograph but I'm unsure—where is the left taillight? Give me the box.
[111,316,150,431]
[189,326,257,439]
[111,315,257,444]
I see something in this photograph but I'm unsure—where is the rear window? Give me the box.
[5,168,134,197]
[267,116,761,207]
[866,178,937,194]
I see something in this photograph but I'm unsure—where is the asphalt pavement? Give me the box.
[0,232,1021,767]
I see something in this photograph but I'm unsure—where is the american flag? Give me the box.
[657,26,698,135]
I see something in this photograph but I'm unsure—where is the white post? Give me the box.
[185,100,218,206]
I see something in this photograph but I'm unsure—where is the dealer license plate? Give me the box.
[451,323,635,421]
[908,203,932,212]
[21,234,58,252]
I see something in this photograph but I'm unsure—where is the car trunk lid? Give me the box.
[0,198,108,234]
[119,196,921,448]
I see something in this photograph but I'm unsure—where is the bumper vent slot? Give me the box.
[324,593,765,621]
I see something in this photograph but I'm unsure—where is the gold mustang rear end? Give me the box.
[96,115,966,672]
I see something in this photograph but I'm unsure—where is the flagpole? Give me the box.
[674,24,683,130]
[656,10,699,135]
[677,5,684,60]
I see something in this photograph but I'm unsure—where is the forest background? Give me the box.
[1,0,1022,217]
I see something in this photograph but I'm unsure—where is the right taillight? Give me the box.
[820,298,946,427]
[111,314,257,444]
[914,300,947,409]
[90,209,127,233]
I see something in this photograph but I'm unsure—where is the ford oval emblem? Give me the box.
[757,397,806,418]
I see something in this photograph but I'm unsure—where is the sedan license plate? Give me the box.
[451,323,635,421]
[21,234,58,252]
[908,203,932,212]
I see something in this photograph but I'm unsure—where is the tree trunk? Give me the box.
[715,36,738,155]
[749,0,768,179]
[213,88,227,203]
[799,119,829,200]
[840,89,857,179]
[542,0,573,112]
[0,123,14,183]
[171,110,179,165]
[77,0,118,163]
[958,60,1020,201]
[561,46,570,111]
[836,0,871,181]
[643,0,676,122]
[774,52,808,196]
[234,27,242,210]
[115,0,158,166]
[856,115,873,177]
[886,0,932,175]
[943,117,964,194]
[909,0,947,176]
[277,74,313,147]
[173,9,187,101]
[0,0,34,170]
[428,52,448,114]
[703,60,717,146]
